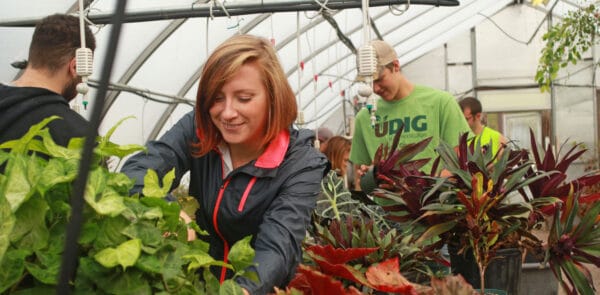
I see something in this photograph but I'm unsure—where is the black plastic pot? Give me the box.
[448,245,522,295]
[519,253,558,294]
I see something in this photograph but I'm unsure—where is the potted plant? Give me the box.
[0,117,257,294]
[517,130,600,295]
[366,128,600,294]
[422,134,556,294]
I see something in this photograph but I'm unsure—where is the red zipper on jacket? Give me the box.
[238,176,257,212]
[213,178,231,283]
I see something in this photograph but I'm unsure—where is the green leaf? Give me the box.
[84,169,127,217]
[0,192,15,261]
[38,158,78,196]
[415,220,457,245]
[0,249,29,293]
[140,197,180,232]
[107,172,134,195]
[101,269,152,295]
[141,207,163,220]
[84,167,106,201]
[24,251,61,284]
[39,128,80,159]
[134,254,162,274]
[2,155,33,212]
[85,188,127,217]
[97,142,146,159]
[142,169,162,198]
[0,116,60,154]
[561,260,596,295]
[99,116,135,145]
[122,222,163,248]
[228,235,256,273]
[184,251,230,272]
[219,279,244,295]
[142,168,176,199]
[93,216,130,249]
[94,238,142,270]
[11,196,49,251]
[79,221,99,245]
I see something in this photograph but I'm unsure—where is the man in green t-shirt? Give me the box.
[459,96,507,158]
[350,40,471,191]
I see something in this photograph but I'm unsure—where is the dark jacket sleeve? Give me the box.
[236,148,328,294]
[120,111,196,195]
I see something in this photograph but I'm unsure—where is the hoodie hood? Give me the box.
[0,84,67,135]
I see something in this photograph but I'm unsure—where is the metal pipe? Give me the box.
[0,0,460,27]
[57,0,128,293]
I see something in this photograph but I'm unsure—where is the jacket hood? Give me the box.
[0,84,66,134]
[0,84,62,109]
[295,128,318,147]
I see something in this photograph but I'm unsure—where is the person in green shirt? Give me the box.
[459,96,507,158]
[350,40,471,191]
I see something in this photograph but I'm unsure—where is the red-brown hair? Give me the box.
[323,136,351,176]
[193,34,297,156]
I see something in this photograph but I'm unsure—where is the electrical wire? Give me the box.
[477,0,560,45]
[304,0,335,19]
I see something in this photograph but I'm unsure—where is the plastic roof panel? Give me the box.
[0,0,594,145]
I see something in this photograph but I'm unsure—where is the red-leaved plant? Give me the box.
[521,129,600,219]
[545,190,600,295]
[275,245,416,295]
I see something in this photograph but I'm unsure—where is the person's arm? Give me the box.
[120,111,196,195]
[236,153,328,294]
[349,112,372,191]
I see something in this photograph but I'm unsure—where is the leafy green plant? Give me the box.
[0,116,256,294]
[536,4,600,92]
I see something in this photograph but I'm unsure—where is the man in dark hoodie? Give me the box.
[0,14,96,147]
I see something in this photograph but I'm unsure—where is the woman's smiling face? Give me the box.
[209,61,269,151]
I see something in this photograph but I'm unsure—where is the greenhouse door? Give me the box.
[503,112,542,151]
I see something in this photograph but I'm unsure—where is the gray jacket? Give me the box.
[121,111,328,294]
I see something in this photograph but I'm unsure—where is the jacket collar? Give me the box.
[254,129,289,169]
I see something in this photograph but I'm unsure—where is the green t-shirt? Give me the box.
[350,85,471,173]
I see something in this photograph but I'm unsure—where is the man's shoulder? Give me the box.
[354,107,372,120]
[483,126,502,137]
[0,86,67,107]
[413,85,454,100]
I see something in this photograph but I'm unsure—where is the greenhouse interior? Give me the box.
[1,0,600,294]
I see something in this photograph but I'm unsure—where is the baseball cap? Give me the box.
[356,40,398,82]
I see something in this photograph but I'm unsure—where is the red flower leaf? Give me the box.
[306,244,379,265]
[286,264,349,295]
[365,257,416,294]
[311,254,372,287]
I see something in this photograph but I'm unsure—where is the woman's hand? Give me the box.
[180,210,197,241]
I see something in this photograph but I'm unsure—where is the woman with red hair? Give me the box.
[122,34,329,294]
